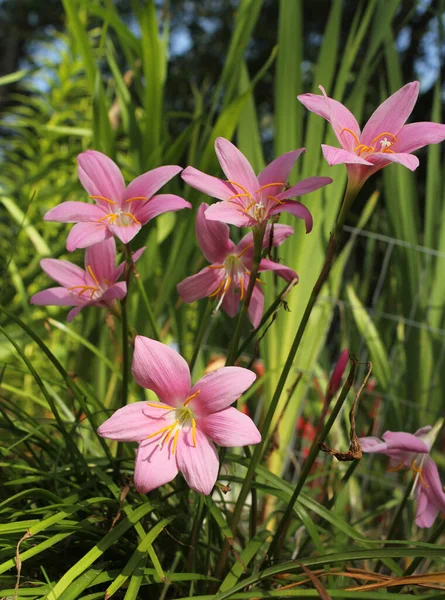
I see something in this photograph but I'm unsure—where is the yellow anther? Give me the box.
[255,182,285,193]
[209,278,227,298]
[412,459,429,488]
[340,128,360,145]
[388,460,406,473]
[146,402,175,410]
[147,422,177,439]
[267,194,285,205]
[236,243,253,259]
[125,196,148,203]
[355,144,375,156]
[172,430,180,455]
[228,193,252,202]
[241,201,257,214]
[226,180,253,197]
[208,265,226,270]
[383,149,395,154]
[103,278,113,285]
[89,195,116,204]
[239,275,245,301]
[192,418,197,447]
[98,213,118,224]
[67,284,98,300]
[371,132,396,143]
[87,265,100,286]
[184,389,201,407]
[121,212,141,225]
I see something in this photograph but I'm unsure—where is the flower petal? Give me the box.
[270,201,313,233]
[416,458,445,528]
[382,431,429,453]
[114,246,146,281]
[67,306,84,321]
[359,436,388,453]
[77,150,126,204]
[177,267,224,303]
[84,238,117,284]
[222,285,239,318]
[361,81,419,146]
[321,145,373,166]
[97,401,164,442]
[176,428,219,495]
[30,287,77,307]
[108,222,141,244]
[368,151,419,172]
[198,407,261,447]
[181,166,236,201]
[132,336,191,406]
[214,137,259,198]
[44,202,106,223]
[297,88,361,151]
[66,222,111,252]
[416,486,439,528]
[196,203,234,263]
[257,149,305,197]
[393,122,445,154]
[189,366,256,415]
[276,176,333,200]
[40,258,87,288]
[124,166,182,202]
[204,201,251,227]
[248,283,264,328]
[132,194,191,225]
[258,258,298,282]
[235,224,294,258]
[134,440,179,493]
[100,282,127,303]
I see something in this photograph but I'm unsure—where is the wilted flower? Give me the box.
[177,203,298,327]
[182,137,331,229]
[98,336,260,495]
[30,238,144,321]
[44,150,191,250]
[360,421,445,528]
[298,82,445,194]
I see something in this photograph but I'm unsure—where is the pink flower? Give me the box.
[30,238,144,321]
[360,422,445,528]
[97,336,260,495]
[298,82,445,191]
[44,150,191,250]
[177,203,298,328]
[181,137,332,228]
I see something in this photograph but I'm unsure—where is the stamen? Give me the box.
[255,182,285,193]
[98,213,118,224]
[241,201,257,214]
[125,196,148,203]
[121,212,141,225]
[103,278,113,285]
[208,265,226,270]
[147,422,177,439]
[172,430,180,455]
[223,275,232,293]
[237,243,253,259]
[87,265,100,286]
[228,193,252,202]
[67,284,99,299]
[412,458,429,489]
[89,195,116,205]
[225,180,253,198]
[388,460,406,472]
[192,418,197,447]
[184,389,201,407]
[266,194,285,205]
[340,128,360,145]
[146,402,175,410]
[239,275,245,301]
[209,278,227,298]
[371,132,396,143]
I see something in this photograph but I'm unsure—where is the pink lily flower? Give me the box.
[177,203,298,328]
[30,238,144,321]
[360,421,445,528]
[298,82,445,192]
[97,336,260,495]
[181,137,332,229]
[44,150,191,250]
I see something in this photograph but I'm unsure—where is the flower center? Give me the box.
[225,181,285,223]
[89,195,144,228]
[388,453,429,492]
[340,128,396,159]
[146,390,200,454]
[67,265,102,300]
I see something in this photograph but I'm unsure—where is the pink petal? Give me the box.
[196,203,234,263]
[181,166,236,201]
[177,267,224,303]
[114,246,146,281]
[77,150,126,204]
[359,436,388,453]
[276,176,333,200]
[100,282,127,303]
[248,283,264,328]
[134,439,179,493]
[176,428,219,495]
[84,238,117,284]
[297,88,361,151]
[270,201,313,233]
[222,285,239,317]
[97,401,163,442]
[368,152,419,172]
[414,425,432,439]
[321,144,373,166]
[124,166,182,202]
[40,258,87,288]
[198,407,261,446]
[393,122,445,154]
[421,458,445,510]
[214,137,259,198]
[258,258,298,283]
[381,431,429,453]
[204,201,251,227]
[30,287,77,307]
[108,222,141,244]
[234,224,294,258]
[416,486,438,528]
[44,202,106,223]
[67,306,84,321]
[131,336,191,407]
[188,366,256,415]
[257,149,305,197]
[132,194,191,225]
[361,81,420,146]
[66,222,112,252]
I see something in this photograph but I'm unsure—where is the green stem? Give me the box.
[267,359,357,559]
[226,224,266,366]
[189,298,215,373]
[119,245,133,410]
[134,274,161,341]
